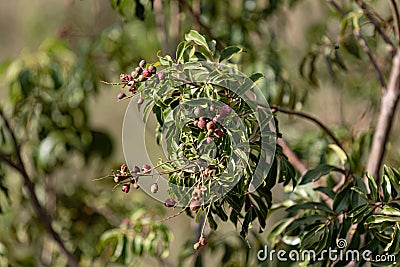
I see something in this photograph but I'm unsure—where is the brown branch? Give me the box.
[154,0,170,55]
[355,0,396,53]
[353,28,387,90]
[177,0,224,50]
[269,105,345,152]
[327,0,345,16]
[277,139,307,176]
[366,50,400,180]
[0,109,79,267]
[390,0,400,45]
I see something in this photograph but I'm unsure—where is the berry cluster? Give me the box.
[111,163,152,193]
[117,59,157,102]
[193,104,232,141]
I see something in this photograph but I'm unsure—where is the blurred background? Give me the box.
[0,0,399,266]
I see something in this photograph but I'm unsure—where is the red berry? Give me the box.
[199,236,207,246]
[139,59,146,68]
[206,121,215,130]
[210,104,216,112]
[148,65,156,74]
[164,198,176,207]
[131,165,140,174]
[190,200,201,211]
[198,120,206,129]
[214,128,224,138]
[194,107,202,116]
[150,183,159,193]
[157,72,165,80]
[137,97,144,104]
[142,69,151,78]
[219,105,232,118]
[206,136,213,144]
[131,70,139,78]
[122,183,130,193]
[117,92,126,100]
[142,164,152,174]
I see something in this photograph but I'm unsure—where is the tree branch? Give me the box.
[277,138,307,176]
[366,50,400,180]
[177,0,224,50]
[353,28,387,90]
[390,0,400,45]
[269,104,345,152]
[0,109,79,267]
[355,0,396,53]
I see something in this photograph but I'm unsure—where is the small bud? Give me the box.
[157,72,165,80]
[137,97,144,104]
[206,121,215,130]
[117,92,126,100]
[199,236,207,246]
[150,183,159,193]
[122,183,130,193]
[219,105,232,118]
[135,66,142,73]
[148,65,156,74]
[139,59,146,68]
[194,107,202,116]
[130,165,140,174]
[137,74,145,82]
[190,200,201,211]
[210,104,216,112]
[199,116,207,121]
[193,119,199,127]
[131,70,139,78]
[142,164,152,174]
[206,136,213,144]
[119,74,127,82]
[214,128,224,138]
[164,198,176,207]
[193,242,201,250]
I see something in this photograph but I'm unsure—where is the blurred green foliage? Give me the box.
[0,0,400,266]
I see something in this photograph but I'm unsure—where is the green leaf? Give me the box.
[314,186,335,199]
[351,186,369,201]
[300,164,345,185]
[286,202,335,214]
[219,46,243,63]
[285,214,327,233]
[366,172,378,202]
[185,30,211,54]
[382,175,392,202]
[249,73,264,86]
[365,215,400,224]
[267,218,296,245]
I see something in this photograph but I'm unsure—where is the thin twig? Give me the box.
[390,0,400,45]
[269,104,344,152]
[177,0,224,50]
[353,28,387,90]
[355,0,396,53]
[277,139,307,176]
[0,109,79,267]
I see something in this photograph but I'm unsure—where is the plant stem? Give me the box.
[366,50,400,181]
[0,109,79,267]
